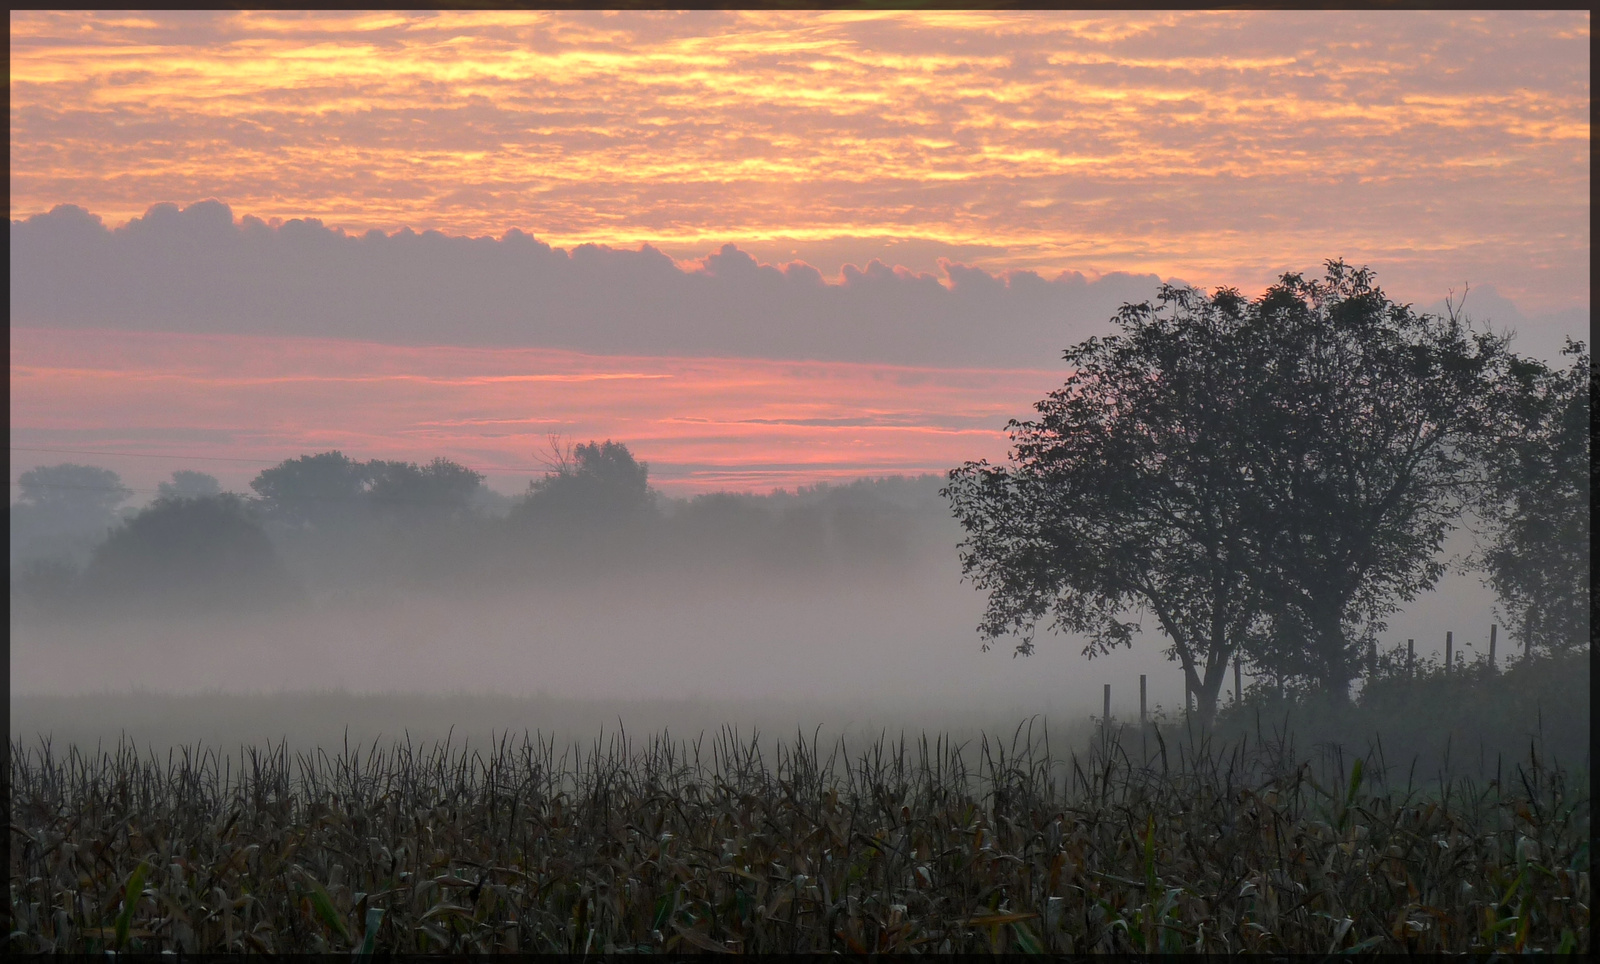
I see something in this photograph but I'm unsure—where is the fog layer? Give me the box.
[12,494,1501,707]
[12,448,1521,765]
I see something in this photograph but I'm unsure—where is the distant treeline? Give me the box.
[10,442,956,618]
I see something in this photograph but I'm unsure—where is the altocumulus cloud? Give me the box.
[10,201,1169,368]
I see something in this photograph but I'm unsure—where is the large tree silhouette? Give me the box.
[946,284,1266,724]
[948,262,1514,720]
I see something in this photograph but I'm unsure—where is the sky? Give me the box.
[9,9,1592,497]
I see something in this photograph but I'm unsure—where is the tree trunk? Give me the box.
[1178,646,1232,729]
[1315,617,1353,704]
[1169,626,1232,729]
[1191,680,1220,728]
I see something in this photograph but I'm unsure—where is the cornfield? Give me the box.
[7,721,1590,953]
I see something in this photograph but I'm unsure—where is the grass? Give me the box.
[7,714,1590,953]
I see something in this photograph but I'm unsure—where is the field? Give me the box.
[8,702,1589,954]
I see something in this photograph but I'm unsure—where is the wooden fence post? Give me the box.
[1407,639,1415,677]
[1489,623,1497,670]
[1103,683,1111,727]
[1445,631,1453,676]
[1140,674,1148,726]
[1234,657,1243,704]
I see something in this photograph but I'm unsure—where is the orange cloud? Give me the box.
[8,10,1589,312]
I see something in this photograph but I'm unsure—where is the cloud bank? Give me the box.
[12,201,1176,368]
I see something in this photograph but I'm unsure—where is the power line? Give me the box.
[10,482,140,493]
[10,446,283,464]
[9,445,552,474]
[11,480,516,507]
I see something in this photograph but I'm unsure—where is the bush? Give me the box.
[1212,648,1591,777]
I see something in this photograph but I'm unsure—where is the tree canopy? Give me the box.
[1471,339,1591,655]
[249,451,484,528]
[945,283,1267,723]
[79,494,299,612]
[16,462,132,514]
[1228,266,1512,695]
[367,457,486,523]
[10,463,133,566]
[947,261,1519,721]
[249,451,373,528]
[157,470,222,501]
[511,439,655,530]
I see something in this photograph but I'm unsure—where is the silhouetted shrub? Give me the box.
[1212,648,1591,776]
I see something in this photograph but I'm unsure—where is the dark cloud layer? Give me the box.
[11,201,1172,368]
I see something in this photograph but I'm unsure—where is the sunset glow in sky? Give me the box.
[9,10,1591,496]
[11,326,1057,495]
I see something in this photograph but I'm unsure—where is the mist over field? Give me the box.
[11,468,1509,758]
